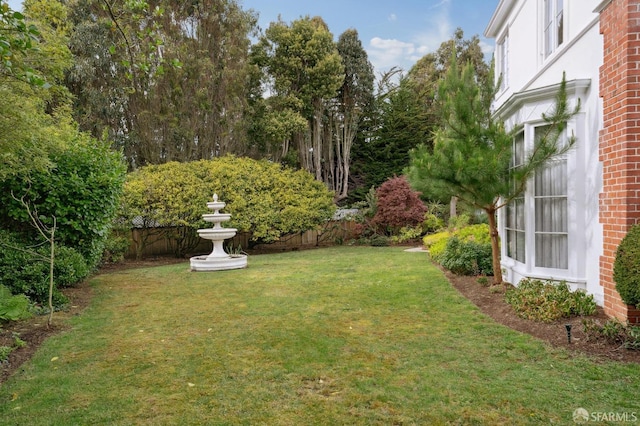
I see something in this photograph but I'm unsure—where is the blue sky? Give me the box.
[241,0,500,75]
[6,0,500,76]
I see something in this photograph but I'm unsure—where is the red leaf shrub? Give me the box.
[371,176,427,234]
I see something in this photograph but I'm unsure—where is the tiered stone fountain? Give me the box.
[190,194,247,271]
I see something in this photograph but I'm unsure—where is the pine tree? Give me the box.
[407,59,579,284]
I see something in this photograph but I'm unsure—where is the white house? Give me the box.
[485,0,640,323]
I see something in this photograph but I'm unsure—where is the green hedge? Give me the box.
[120,156,336,256]
[0,134,126,268]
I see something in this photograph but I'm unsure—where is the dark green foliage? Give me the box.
[0,285,31,322]
[369,235,390,247]
[0,230,89,306]
[613,224,640,307]
[0,136,126,268]
[505,279,597,323]
[437,236,493,276]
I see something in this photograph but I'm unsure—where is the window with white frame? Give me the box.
[497,33,509,91]
[534,125,568,269]
[543,0,564,58]
[505,131,525,263]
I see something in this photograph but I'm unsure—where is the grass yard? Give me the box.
[0,246,638,425]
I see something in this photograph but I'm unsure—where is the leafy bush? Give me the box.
[120,156,336,256]
[101,230,130,264]
[0,134,127,268]
[369,235,390,247]
[0,231,88,306]
[427,224,492,275]
[423,231,450,249]
[505,279,597,323]
[437,236,493,275]
[448,213,470,231]
[371,176,427,235]
[613,224,640,307]
[423,213,445,234]
[390,226,423,244]
[0,285,31,322]
[582,318,640,349]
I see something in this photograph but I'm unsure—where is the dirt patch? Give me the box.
[444,268,640,364]
[2,255,638,386]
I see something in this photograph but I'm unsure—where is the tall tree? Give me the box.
[251,16,344,180]
[350,29,488,203]
[329,28,374,201]
[407,60,579,285]
[66,0,257,168]
[0,0,74,180]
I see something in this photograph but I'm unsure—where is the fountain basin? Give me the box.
[197,228,237,240]
[202,213,231,223]
[190,254,247,271]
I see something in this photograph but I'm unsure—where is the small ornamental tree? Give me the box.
[371,176,427,235]
[407,58,579,284]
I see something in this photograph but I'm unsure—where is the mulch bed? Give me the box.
[2,254,638,386]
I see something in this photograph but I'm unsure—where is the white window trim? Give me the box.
[541,0,565,60]
[497,32,509,92]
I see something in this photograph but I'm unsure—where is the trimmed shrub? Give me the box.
[101,230,130,264]
[438,236,493,275]
[423,231,450,249]
[505,278,597,323]
[120,156,336,256]
[371,176,427,235]
[613,224,640,307]
[427,224,492,275]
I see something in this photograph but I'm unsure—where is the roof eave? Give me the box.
[484,0,518,38]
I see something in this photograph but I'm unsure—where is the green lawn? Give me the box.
[0,246,638,425]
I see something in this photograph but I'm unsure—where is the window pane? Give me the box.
[557,0,564,46]
[507,230,525,263]
[535,234,568,268]
[535,161,567,196]
[535,198,567,232]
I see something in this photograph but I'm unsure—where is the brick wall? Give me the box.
[599,0,640,320]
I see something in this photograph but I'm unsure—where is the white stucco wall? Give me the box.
[486,0,605,305]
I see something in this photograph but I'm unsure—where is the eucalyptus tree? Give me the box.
[251,16,344,181]
[66,0,257,168]
[329,28,374,201]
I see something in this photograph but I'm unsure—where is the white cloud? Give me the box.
[367,3,453,75]
[479,40,495,56]
[388,13,397,22]
[368,37,417,75]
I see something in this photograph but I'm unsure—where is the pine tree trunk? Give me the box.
[486,207,503,285]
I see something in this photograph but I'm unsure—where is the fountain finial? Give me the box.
[213,193,218,202]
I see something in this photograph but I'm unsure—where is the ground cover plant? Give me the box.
[1,247,639,425]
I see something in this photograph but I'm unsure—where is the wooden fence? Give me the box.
[124,220,358,258]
